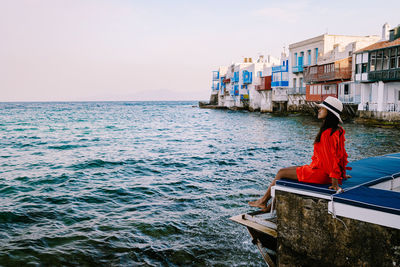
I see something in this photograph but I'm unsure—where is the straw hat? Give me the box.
[317,96,343,123]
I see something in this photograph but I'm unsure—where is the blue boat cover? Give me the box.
[276,152,400,194]
[333,186,400,215]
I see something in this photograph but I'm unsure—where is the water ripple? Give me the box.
[0,101,399,266]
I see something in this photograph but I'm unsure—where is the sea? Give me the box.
[0,101,399,266]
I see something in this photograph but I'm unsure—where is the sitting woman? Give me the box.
[249,96,351,212]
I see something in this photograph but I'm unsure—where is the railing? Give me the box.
[384,103,400,112]
[272,65,288,72]
[271,81,289,87]
[339,95,361,104]
[292,65,303,73]
[211,83,220,91]
[363,102,378,111]
[368,69,400,82]
[287,87,306,95]
[303,65,351,83]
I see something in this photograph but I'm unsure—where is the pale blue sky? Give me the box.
[0,0,399,101]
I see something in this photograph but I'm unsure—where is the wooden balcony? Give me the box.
[303,58,352,83]
[255,76,272,91]
[368,69,400,81]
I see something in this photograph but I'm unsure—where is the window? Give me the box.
[300,52,304,66]
[398,91,400,101]
[397,48,400,68]
[310,66,317,74]
[370,51,376,71]
[344,84,349,95]
[383,49,389,70]
[293,78,297,88]
[390,48,397,69]
[315,48,319,64]
[258,71,262,77]
[324,64,334,73]
[307,50,311,65]
[376,50,383,71]
[362,63,368,73]
[299,78,303,88]
[356,64,361,74]
[294,53,298,66]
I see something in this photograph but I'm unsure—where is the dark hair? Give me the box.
[314,110,341,144]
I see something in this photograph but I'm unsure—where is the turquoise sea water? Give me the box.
[1,101,399,266]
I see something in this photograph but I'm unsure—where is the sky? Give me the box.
[0,0,399,102]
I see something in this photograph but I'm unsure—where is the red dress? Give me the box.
[296,127,349,184]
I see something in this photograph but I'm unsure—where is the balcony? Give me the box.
[304,58,352,83]
[271,81,289,87]
[211,82,220,91]
[256,76,272,91]
[304,66,351,83]
[367,69,400,82]
[242,71,253,84]
[363,102,378,111]
[212,71,219,81]
[292,56,304,73]
[384,103,400,112]
[292,65,304,73]
[287,87,306,95]
[339,95,361,104]
[272,65,288,72]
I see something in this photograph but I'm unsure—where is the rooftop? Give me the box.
[356,38,400,53]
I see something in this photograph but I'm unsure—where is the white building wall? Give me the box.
[260,91,273,112]
[289,35,325,89]
[247,57,278,111]
[290,34,380,89]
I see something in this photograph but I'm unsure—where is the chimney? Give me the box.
[382,22,390,41]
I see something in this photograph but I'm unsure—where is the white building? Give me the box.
[354,24,400,121]
[289,34,380,105]
[213,56,279,109]
[247,55,280,111]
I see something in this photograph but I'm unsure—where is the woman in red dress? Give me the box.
[249,97,350,212]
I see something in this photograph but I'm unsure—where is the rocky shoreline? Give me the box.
[199,101,400,128]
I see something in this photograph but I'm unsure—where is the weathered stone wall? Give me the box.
[276,191,400,267]
[209,94,218,105]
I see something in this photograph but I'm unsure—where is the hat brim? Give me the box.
[317,103,343,123]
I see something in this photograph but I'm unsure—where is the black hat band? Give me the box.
[322,101,342,115]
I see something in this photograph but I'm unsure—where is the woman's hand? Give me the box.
[329,178,343,192]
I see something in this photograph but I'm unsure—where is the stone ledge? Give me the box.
[276,190,400,266]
